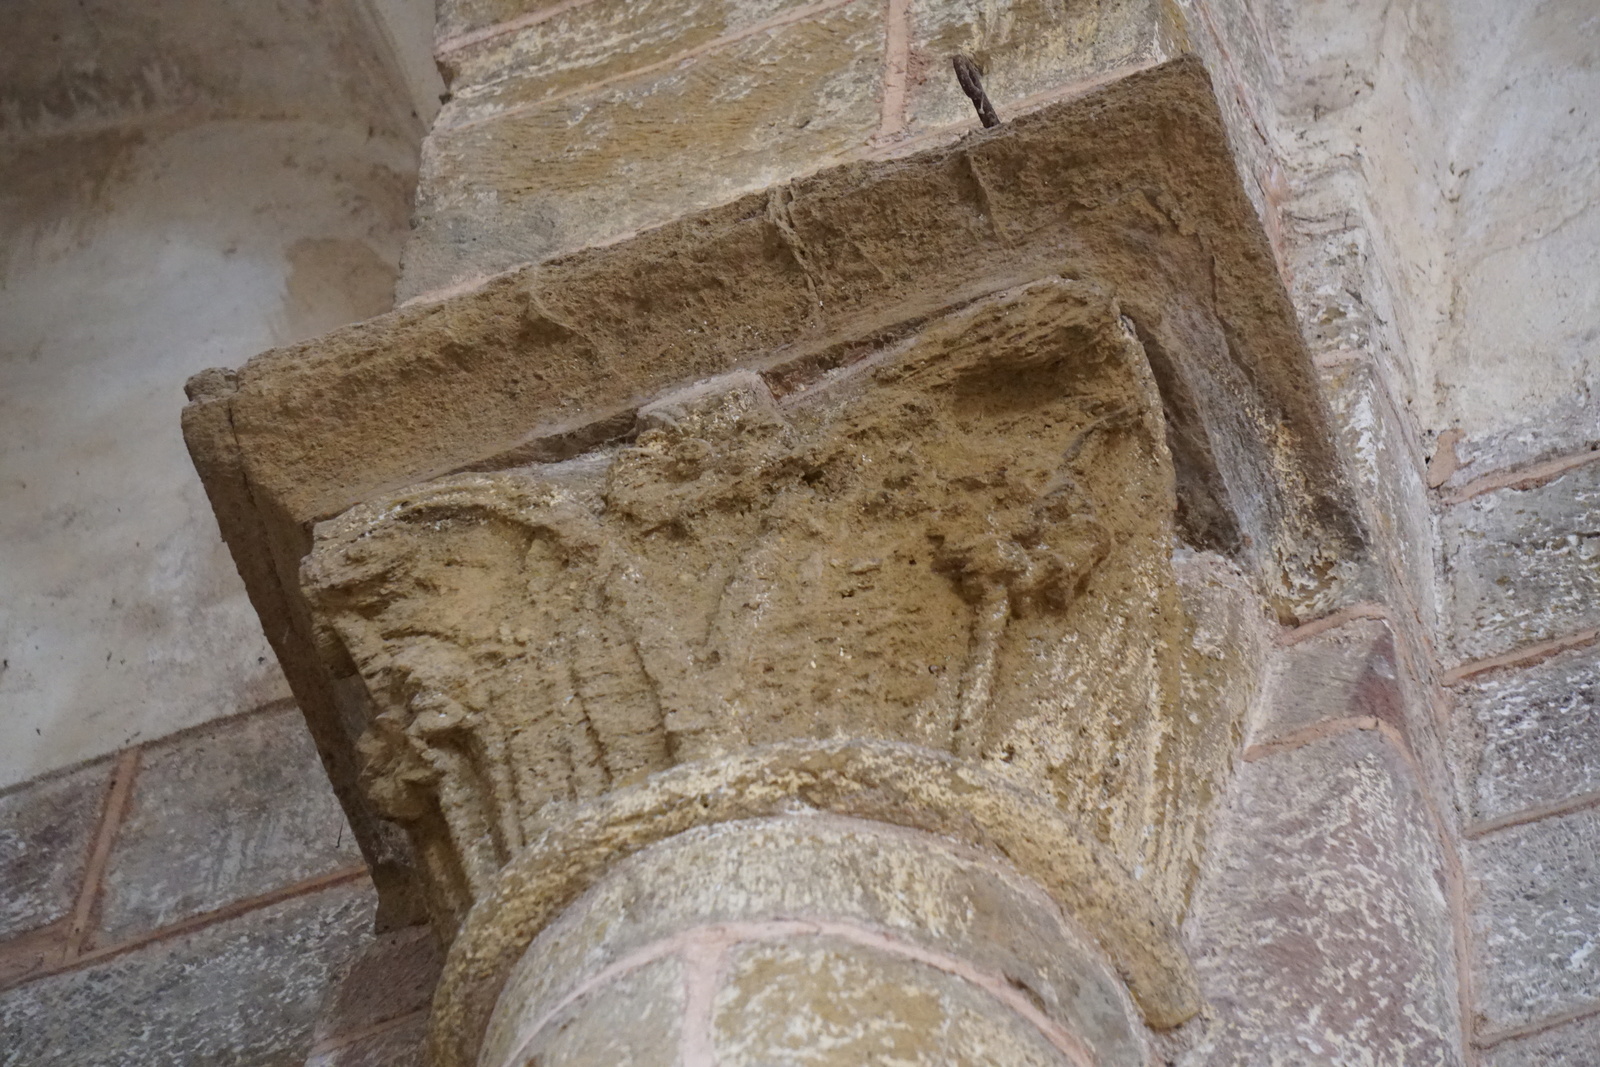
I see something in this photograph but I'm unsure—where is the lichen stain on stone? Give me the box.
[302,277,1254,926]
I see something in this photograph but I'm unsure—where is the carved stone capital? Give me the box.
[184,58,1364,1063]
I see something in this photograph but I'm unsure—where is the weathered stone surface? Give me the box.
[312,925,442,1047]
[0,881,377,1067]
[442,745,1177,1067]
[510,956,683,1067]
[1184,730,1460,1066]
[715,937,1079,1066]
[187,59,1360,928]
[303,281,1217,922]
[1452,646,1600,825]
[1255,617,1408,743]
[478,817,1144,1067]
[1252,618,1455,831]
[1253,617,1452,801]
[404,2,885,298]
[439,0,808,105]
[0,758,107,940]
[1467,806,1600,1032]
[1428,0,1600,484]
[1320,356,1435,629]
[1441,462,1600,665]
[307,1013,429,1067]
[98,707,362,945]
[907,0,1175,130]
[1481,1011,1600,1067]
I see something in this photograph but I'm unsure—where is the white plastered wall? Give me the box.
[0,0,442,787]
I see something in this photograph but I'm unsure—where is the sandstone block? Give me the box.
[1251,617,1453,819]
[0,881,376,1067]
[1185,730,1461,1065]
[1319,355,1435,628]
[440,0,808,104]
[1452,646,1600,825]
[0,758,107,940]
[311,925,442,1048]
[436,0,807,47]
[1440,461,1600,665]
[1467,806,1600,1032]
[478,816,1145,1067]
[97,707,362,945]
[907,0,1174,131]
[715,937,1080,1066]
[1255,617,1408,743]
[403,2,884,297]
[510,956,683,1067]
[190,62,1363,934]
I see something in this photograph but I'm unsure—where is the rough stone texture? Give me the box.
[1440,462,1600,665]
[311,925,443,1049]
[402,2,886,298]
[0,758,107,940]
[907,0,1177,130]
[1252,617,1451,814]
[1451,646,1600,826]
[1319,356,1436,632]
[1183,730,1460,1066]
[308,1013,429,1067]
[1467,806,1600,1033]
[1256,617,1410,742]
[509,956,683,1067]
[97,706,363,945]
[0,880,377,1067]
[437,0,810,108]
[302,281,1230,936]
[196,60,1358,617]
[1426,2,1600,483]
[433,741,1188,1065]
[714,937,1079,1067]
[1481,1012,1600,1067]
[186,62,1360,924]
[478,816,1144,1067]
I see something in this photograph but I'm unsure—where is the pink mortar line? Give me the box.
[875,0,911,141]
[678,929,737,1067]
[1474,995,1600,1051]
[1275,601,1394,647]
[0,695,317,992]
[860,58,1167,162]
[1276,594,1451,728]
[63,747,140,959]
[48,866,372,980]
[1443,446,1600,505]
[496,918,1100,1067]
[1443,627,1600,686]
[1249,608,1481,1065]
[1464,789,1600,841]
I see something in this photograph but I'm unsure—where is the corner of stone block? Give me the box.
[184,365,240,403]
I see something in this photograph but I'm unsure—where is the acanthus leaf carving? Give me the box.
[302,278,1225,917]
